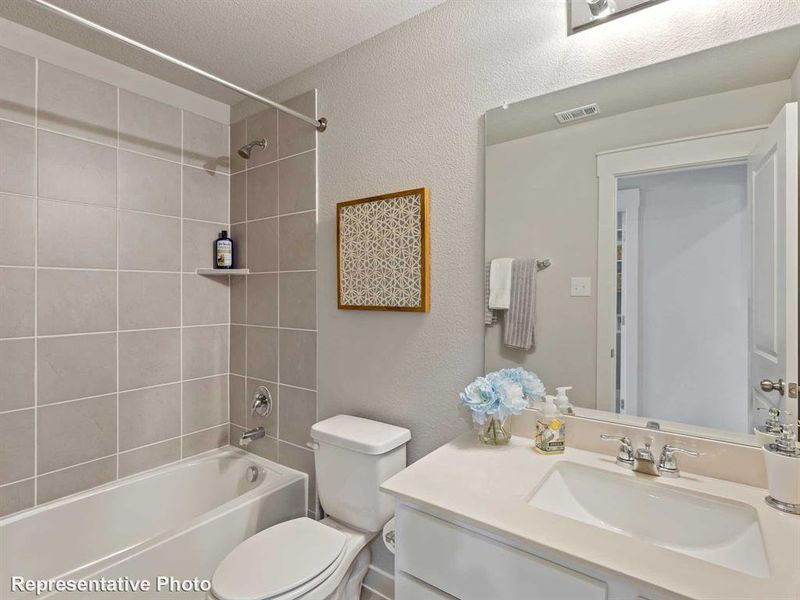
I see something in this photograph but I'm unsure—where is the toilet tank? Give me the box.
[311,415,411,533]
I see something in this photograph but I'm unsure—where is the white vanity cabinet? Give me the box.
[394,505,673,600]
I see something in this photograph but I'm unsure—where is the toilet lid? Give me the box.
[211,517,347,600]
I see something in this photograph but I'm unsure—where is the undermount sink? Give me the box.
[528,462,770,578]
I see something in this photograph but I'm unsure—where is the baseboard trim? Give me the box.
[363,565,394,600]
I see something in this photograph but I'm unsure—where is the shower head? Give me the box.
[238,138,267,160]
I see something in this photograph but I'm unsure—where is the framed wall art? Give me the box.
[337,187,430,312]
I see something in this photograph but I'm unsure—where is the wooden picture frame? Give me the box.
[337,187,430,312]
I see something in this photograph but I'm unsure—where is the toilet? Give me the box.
[209,415,411,600]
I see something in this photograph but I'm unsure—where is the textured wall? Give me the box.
[228,91,320,516]
[233,0,800,466]
[0,44,231,517]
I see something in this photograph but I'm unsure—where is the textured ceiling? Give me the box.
[0,0,443,104]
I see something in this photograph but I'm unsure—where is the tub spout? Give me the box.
[240,426,265,447]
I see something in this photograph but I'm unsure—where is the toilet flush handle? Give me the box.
[306,441,320,451]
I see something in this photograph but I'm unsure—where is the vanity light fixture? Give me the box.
[568,0,667,34]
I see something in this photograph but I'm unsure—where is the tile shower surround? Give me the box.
[0,46,233,516]
[227,91,319,515]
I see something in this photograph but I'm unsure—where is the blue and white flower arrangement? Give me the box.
[459,368,545,445]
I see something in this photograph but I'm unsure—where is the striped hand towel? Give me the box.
[504,258,536,350]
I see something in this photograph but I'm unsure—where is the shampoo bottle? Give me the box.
[215,230,233,269]
[534,395,565,455]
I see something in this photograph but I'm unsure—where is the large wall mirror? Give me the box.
[484,26,800,446]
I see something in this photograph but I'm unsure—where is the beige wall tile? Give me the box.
[229,119,247,174]
[119,328,180,391]
[246,326,278,382]
[118,150,181,217]
[230,171,246,223]
[0,46,35,125]
[279,441,315,507]
[279,212,315,271]
[119,272,180,330]
[279,271,316,329]
[38,394,116,473]
[119,90,181,162]
[38,62,117,145]
[38,131,116,206]
[183,325,228,380]
[182,274,229,326]
[247,162,278,220]
[0,121,35,196]
[182,375,228,433]
[245,378,278,436]
[38,199,116,268]
[0,193,35,266]
[118,439,180,478]
[0,478,34,517]
[279,330,316,389]
[0,409,34,485]
[246,218,278,273]
[278,385,316,446]
[183,219,225,272]
[119,384,180,451]
[0,267,34,338]
[183,111,229,173]
[38,333,116,405]
[278,151,315,214]
[183,166,229,222]
[230,324,246,376]
[38,270,116,335]
[37,456,115,504]
[0,339,34,411]
[247,273,277,326]
[229,375,246,427]
[278,91,316,158]
[231,276,246,324]
[182,424,228,458]
[245,108,278,166]
[231,223,247,268]
[119,211,181,271]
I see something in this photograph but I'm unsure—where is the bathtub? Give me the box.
[0,447,307,600]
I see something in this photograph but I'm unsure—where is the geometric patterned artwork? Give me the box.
[337,188,430,311]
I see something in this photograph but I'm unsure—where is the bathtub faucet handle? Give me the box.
[252,386,273,418]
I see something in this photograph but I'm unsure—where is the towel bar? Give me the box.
[536,259,551,271]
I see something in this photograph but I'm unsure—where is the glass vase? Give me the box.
[478,417,511,446]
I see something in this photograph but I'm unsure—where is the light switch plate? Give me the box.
[571,277,591,297]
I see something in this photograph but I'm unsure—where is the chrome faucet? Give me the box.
[240,426,265,447]
[601,435,698,477]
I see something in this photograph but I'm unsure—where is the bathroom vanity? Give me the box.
[381,432,800,600]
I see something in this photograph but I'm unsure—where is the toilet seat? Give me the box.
[211,517,347,600]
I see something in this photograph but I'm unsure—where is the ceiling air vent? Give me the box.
[554,103,600,124]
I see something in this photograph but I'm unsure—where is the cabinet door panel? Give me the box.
[396,506,607,600]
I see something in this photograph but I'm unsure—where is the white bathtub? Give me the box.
[0,448,307,600]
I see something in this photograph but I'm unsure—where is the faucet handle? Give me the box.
[600,434,634,468]
[658,444,699,478]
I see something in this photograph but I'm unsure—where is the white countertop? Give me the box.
[381,432,800,600]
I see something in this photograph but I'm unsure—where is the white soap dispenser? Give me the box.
[763,423,800,514]
[554,386,574,415]
[754,407,785,446]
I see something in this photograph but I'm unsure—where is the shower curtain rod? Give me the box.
[27,0,327,132]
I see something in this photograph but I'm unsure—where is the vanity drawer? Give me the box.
[396,506,607,600]
[396,572,457,599]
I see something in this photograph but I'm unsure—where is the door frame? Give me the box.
[595,127,765,411]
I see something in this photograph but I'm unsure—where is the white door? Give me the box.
[616,189,640,416]
[748,102,799,428]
